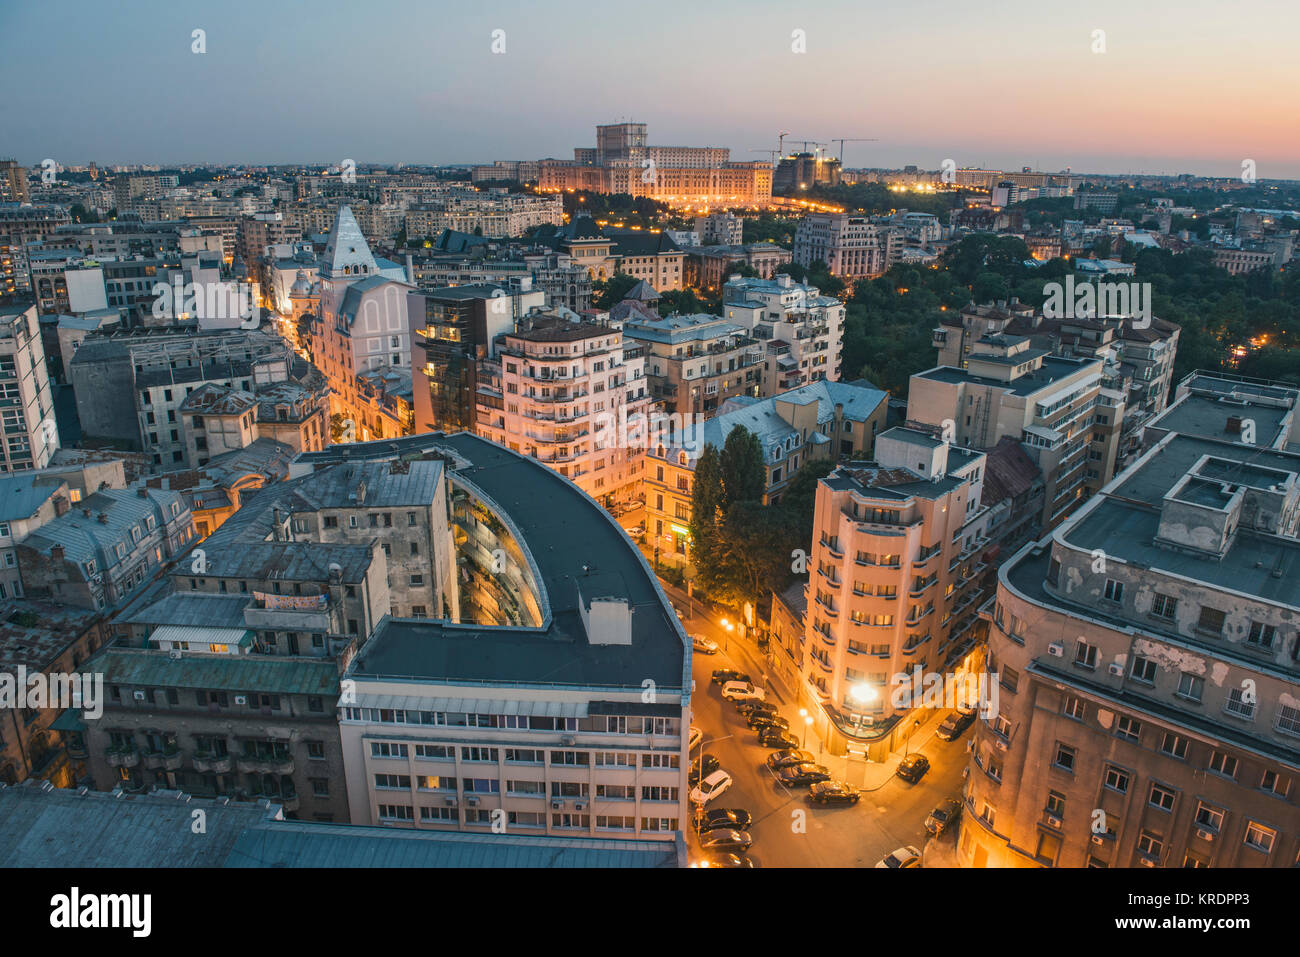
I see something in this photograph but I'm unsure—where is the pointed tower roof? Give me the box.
[624,279,661,302]
[319,206,379,280]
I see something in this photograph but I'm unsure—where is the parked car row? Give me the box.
[693,809,756,867]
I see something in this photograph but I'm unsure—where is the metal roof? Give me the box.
[85,647,339,696]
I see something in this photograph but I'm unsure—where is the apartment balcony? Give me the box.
[66,737,88,760]
[142,748,184,772]
[236,754,295,776]
[105,746,139,769]
[250,790,300,813]
[192,751,233,774]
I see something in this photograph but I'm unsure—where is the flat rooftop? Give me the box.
[914,355,1098,398]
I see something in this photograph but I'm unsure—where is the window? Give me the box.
[1046,791,1066,816]
[370,742,408,758]
[1176,672,1204,702]
[306,741,325,760]
[1104,766,1130,793]
[415,744,455,760]
[1208,751,1237,779]
[1063,696,1086,721]
[1073,640,1097,669]
[1114,715,1141,742]
[1247,621,1276,648]
[1260,769,1289,796]
[1160,732,1188,759]
[1053,743,1076,773]
[1149,783,1176,811]
[1130,656,1156,683]
[1244,822,1276,853]
[1151,593,1177,619]
[374,773,411,789]
[1196,606,1226,636]
[461,746,498,762]
[1225,686,1256,720]
[1103,579,1123,602]
[1194,802,1224,831]
[1136,831,1162,859]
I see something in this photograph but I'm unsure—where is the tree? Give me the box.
[689,444,725,590]
[719,426,765,511]
[593,272,639,309]
[716,501,799,604]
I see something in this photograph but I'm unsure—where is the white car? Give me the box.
[691,634,719,655]
[875,845,922,869]
[721,681,766,703]
[690,769,733,805]
[688,726,703,752]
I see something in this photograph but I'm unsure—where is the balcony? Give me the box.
[192,751,233,774]
[245,596,330,633]
[142,748,184,772]
[236,754,295,776]
[105,746,139,769]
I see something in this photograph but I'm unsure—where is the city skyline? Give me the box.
[2,0,1297,179]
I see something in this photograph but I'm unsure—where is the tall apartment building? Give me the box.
[779,429,992,758]
[475,317,650,509]
[644,379,889,566]
[111,173,180,213]
[0,159,30,204]
[908,337,1122,530]
[404,189,564,239]
[934,298,1181,472]
[0,305,58,472]
[623,313,763,417]
[793,213,896,280]
[0,205,71,296]
[963,373,1300,868]
[722,273,846,389]
[694,212,743,246]
[409,281,545,435]
[337,432,691,843]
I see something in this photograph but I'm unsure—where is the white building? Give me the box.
[721,274,846,388]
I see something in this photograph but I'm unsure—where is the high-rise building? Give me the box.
[0,305,59,471]
[963,372,1300,868]
[0,159,29,204]
[721,274,846,389]
[622,313,764,417]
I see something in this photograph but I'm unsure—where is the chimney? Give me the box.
[53,495,70,517]
[82,508,91,517]
[137,486,148,498]
[272,507,283,541]
[97,513,108,523]
[50,545,65,562]
[1227,416,1243,434]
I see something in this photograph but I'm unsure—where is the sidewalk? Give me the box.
[659,574,955,790]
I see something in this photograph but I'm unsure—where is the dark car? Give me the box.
[698,828,754,853]
[734,700,778,718]
[896,753,931,783]
[757,727,800,749]
[693,808,752,834]
[777,763,832,787]
[935,710,977,742]
[689,754,720,786]
[766,749,816,770]
[702,851,754,868]
[808,781,861,806]
[925,798,962,836]
[711,669,752,686]
[746,712,791,732]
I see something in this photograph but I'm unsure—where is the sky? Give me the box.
[2,0,1297,178]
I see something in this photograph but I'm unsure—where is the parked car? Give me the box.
[896,753,931,783]
[689,754,720,786]
[698,828,754,853]
[690,769,734,805]
[766,749,816,770]
[746,712,790,732]
[734,700,777,718]
[777,763,832,787]
[711,669,751,686]
[925,798,962,836]
[688,726,703,752]
[700,851,754,868]
[808,781,861,806]
[693,808,752,834]
[721,681,766,703]
[627,525,645,538]
[875,845,921,869]
[757,727,800,749]
[936,710,977,741]
[692,634,719,655]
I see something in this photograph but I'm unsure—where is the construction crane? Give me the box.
[778,131,790,159]
[750,149,780,166]
[832,137,879,164]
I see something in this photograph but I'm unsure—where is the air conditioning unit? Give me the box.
[1139,856,1157,868]
[1091,834,1106,846]
[1196,827,1216,842]
[444,796,457,806]
[561,735,576,746]
[994,738,1008,751]
[132,690,146,700]
[1047,643,1064,657]
[1108,663,1124,677]
[574,800,587,811]
[551,799,563,810]
[233,695,247,706]
[465,796,480,807]
[1045,814,1062,828]
[168,649,182,660]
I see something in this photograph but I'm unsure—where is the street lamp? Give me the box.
[802,711,812,750]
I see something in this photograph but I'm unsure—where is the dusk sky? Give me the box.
[3,0,1297,178]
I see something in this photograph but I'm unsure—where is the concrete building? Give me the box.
[337,432,691,843]
[644,379,889,566]
[623,313,764,417]
[0,305,58,472]
[685,243,793,293]
[694,212,743,246]
[0,159,29,204]
[405,189,564,239]
[475,316,650,509]
[908,337,1122,530]
[778,429,992,758]
[793,213,896,280]
[963,374,1300,868]
[722,274,846,389]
